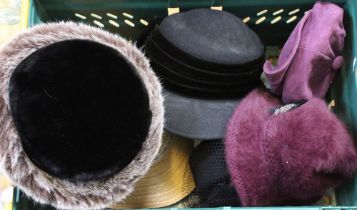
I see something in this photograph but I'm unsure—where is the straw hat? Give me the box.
[113,132,196,208]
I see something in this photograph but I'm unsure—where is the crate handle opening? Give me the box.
[167,0,224,15]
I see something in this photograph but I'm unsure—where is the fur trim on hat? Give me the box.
[0,22,164,209]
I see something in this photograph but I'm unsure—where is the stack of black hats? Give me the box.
[144,8,265,140]
[142,8,266,206]
[144,8,264,98]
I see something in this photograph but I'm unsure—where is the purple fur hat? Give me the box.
[225,88,357,206]
[264,1,345,103]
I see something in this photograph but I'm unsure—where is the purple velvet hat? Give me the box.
[225,88,357,206]
[264,1,345,104]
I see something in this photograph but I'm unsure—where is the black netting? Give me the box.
[188,140,241,207]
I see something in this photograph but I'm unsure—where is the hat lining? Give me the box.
[9,39,152,182]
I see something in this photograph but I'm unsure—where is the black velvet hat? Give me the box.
[144,8,264,140]
[0,22,164,209]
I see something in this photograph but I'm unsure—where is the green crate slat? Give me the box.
[11,0,357,209]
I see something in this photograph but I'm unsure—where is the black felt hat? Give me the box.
[144,8,264,139]
[0,22,164,209]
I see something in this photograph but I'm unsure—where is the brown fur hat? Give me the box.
[0,22,164,209]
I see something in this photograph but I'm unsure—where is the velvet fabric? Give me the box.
[144,34,262,98]
[9,39,152,182]
[145,32,263,85]
[150,57,260,98]
[143,8,264,97]
[146,27,265,74]
[0,22,164,210]
[264,1,345,103]
[225,88,357,206]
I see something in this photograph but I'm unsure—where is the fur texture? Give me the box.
[0,22,164,209]
[9,39,152,182]
[225,88,357,206]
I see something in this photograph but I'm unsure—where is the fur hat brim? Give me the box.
[0,22,164,209]
[224,89,281,206]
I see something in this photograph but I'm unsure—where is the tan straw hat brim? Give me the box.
[113,132,195,208]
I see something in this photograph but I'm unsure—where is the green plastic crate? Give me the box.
[12,0,357,209]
